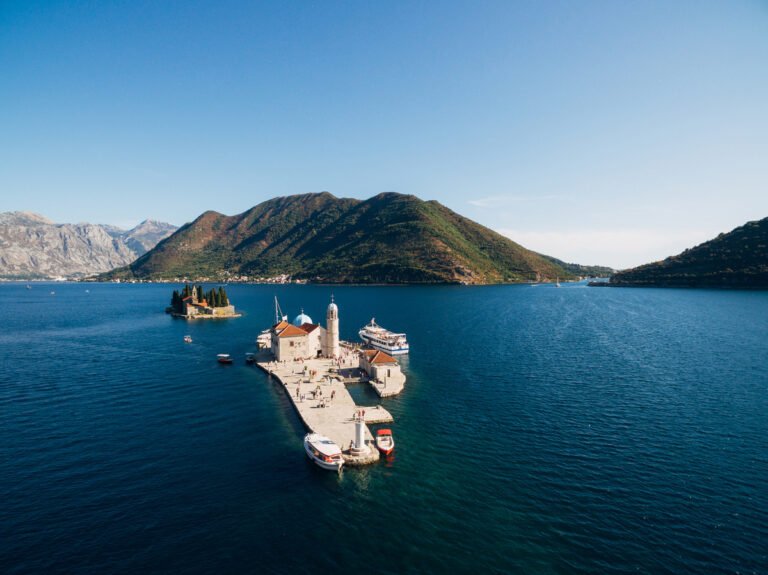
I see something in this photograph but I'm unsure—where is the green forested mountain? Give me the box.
[610,217,768,288]
[99,192,576,284]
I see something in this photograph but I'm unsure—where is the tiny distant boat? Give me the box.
[26,285,32,290]
[359,318,409,355]
[217,353,233,364]
[245,352,256,364]
[304,433,344,472]
[375,429,395,455]
[555,277,561,288]
[183,335,193,343]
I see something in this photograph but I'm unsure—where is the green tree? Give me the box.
[219,286,229,306]
[171,290,181,312]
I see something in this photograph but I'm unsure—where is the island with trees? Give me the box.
[166,284,240,319]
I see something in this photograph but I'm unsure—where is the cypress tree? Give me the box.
[219,286,228,306]
[197,285,204,303]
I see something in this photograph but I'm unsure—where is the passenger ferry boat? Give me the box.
[359,318,409,355]
[304,433,344,472]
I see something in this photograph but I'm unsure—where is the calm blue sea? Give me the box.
[1,282,766,574]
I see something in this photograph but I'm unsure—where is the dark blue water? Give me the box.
[1,283,766,574]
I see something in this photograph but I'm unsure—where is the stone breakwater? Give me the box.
[255,354,395,466]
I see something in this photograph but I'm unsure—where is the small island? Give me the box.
[166,284,240,319]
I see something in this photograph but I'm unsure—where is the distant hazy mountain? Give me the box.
[609,217,768,288]
[104,219,179,256]
[0,212,177,279]
[100,192,581,284]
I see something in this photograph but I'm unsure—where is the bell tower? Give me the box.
[326,295,339,358]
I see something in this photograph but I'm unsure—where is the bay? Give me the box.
[1,282,766,574]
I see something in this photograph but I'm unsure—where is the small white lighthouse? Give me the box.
[326,295,339,358]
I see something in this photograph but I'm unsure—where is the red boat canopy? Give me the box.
[376,429,392,436]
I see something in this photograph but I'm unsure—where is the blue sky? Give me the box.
[2,1,767,268]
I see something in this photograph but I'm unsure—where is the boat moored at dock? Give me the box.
[359,318,409,355]
[304,433,344,471]
[375,429,395,455]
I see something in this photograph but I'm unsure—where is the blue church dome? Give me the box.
[294,310,313,326]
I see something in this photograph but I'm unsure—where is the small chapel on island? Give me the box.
[270,296,340,362]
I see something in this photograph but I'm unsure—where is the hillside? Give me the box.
[609,217,768,288]
[99,192,576,284]
[0,212,176,279]
[539,255,614,278]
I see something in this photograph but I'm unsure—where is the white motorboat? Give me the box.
[183,335,193,343]
[359,318,409,355]
[304,433,344,471]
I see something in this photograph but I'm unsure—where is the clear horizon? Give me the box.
[2,1,767,268]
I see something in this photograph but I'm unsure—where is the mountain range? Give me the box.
[99,192,592,284]
[609,217,768,288]
[0,212,176,279]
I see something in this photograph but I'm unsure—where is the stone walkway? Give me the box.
[256,355,394,466]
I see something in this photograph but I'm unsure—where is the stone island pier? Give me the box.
[256,355,393,465]
[256,296,406,466]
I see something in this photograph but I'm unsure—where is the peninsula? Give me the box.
[166,284,240,319]
[607,217,768,289]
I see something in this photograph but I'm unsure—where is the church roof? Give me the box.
[278,324,308,338]
[300,323,320,333]
[363,349,398,364]
[294,312,313,326]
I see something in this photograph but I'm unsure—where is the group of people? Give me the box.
[294,383,336,406]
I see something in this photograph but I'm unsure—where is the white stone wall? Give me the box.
[276,336,307,362]
[306,327,325,358]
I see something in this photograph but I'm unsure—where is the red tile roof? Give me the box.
[278,324,308,338]
[300,323,320,333]
[367,350,398,364]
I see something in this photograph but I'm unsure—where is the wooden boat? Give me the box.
[217,353,233,364]
[183,335,193,343]
[304,433,344,472]
[375,428,395,455]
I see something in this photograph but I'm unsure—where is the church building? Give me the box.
[270,297,340,362]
